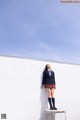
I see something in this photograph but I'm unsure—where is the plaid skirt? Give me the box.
[45,84,55,89]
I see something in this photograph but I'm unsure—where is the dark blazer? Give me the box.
[42,70,56,85]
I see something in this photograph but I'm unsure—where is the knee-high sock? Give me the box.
[52,98,57,110]
[48,98,53,109]
[52,98,55,107]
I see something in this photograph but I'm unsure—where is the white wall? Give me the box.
[0,56,80,120]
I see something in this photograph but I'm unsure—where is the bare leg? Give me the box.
[46,88,52,98]
[46,88,53,110]
[51,88,55,98]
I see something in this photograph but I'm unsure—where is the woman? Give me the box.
[41,64,57,110]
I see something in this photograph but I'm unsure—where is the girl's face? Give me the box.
[46,64,51,70]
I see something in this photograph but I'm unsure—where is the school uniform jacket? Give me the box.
[42,70,56,85]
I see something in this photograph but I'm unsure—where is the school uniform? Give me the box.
[42,70,56,89]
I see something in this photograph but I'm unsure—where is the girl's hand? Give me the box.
[54,86,56,89]
[41,85,44,89]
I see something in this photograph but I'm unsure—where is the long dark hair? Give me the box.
[44,64,49,71]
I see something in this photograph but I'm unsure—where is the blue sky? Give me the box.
[0,0,80,64]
